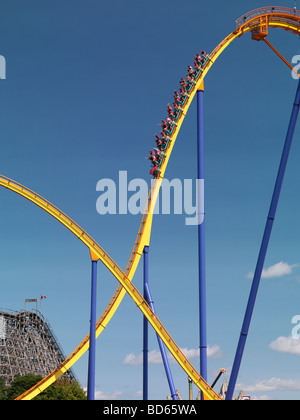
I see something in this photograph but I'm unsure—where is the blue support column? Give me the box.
[197,84,207,390]
[87,258,98,400]
[143,246,178,400]
[143,246,149,400]
[226,78,300,400]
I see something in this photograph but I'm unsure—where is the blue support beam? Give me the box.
[87,259,98,400]
[143,246,177,400]
[226,78,300,400]
[197,86,207,391]
[143,246,149,400]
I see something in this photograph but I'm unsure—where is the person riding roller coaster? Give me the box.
[147,150,158,165]
[173,90,183,109]
[185,66,193,89]
[187,65,194,77]
[180,77,187,89]
[166,117,173,127]
[150,165,159,176]
[161,118,173,134]
[155,134,163,149]
[149,50,209,177]
[194,53,201,63]
[160,120,170,135]
[186,74,193,89]
[154,147,164,163]
[167,104,174,118]
[160,131,168,143]
[194,51,207,69]
[174,90,181,102]
[194,53,203,71]
[179,86,187,99]
[149,146,164,177]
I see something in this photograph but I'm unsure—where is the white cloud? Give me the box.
[96,389,142,400]
[180,345,223,360]
[247,261,298,279]
[122,345,223,366]
[237,377,300,393]
[122,353,142,366]
[208,345,223,359]
[85,390,123,400]
[251,394,273,400]
[269,336,300,356]
[123,350,163,366]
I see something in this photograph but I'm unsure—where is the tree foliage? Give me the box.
[0,374,86,400]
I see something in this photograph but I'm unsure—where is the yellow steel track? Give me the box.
[8,7,300,400]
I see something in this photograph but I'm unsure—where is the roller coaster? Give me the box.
[2,6,300,400]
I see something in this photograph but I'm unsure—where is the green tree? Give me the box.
[5,374,86,400]
[0,378,7,400]
[36,377,86,400]
[6,374,42,400]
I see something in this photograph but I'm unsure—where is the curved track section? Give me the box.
[0,176,219,400]
[9,7,300,400]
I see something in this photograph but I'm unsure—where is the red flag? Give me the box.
[40,295,46,299]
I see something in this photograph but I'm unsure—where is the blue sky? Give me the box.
[2,0,300,400]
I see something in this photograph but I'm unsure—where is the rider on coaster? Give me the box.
[150,165,159,176]
[201,50,207,64]
[147,150,158,165]
[167,104,174,118]
[155,134,163,149]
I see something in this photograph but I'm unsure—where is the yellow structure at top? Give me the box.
[5,6,300,400]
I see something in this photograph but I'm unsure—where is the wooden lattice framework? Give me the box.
[0,308,77,386]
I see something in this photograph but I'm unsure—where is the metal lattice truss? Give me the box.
[0,309,77,386]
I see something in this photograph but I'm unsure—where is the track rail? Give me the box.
[1,176,219,400]
[236,6,300,29]
[7,6,300,400]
